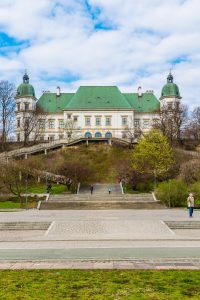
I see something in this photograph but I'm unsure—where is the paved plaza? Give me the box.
[0,209,200,269]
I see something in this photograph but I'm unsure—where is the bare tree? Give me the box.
[154,103,188,144]
[0,81,15,150]
[64,119,81,142]
[184,107,200,141]
[20,107,47,146]
[124,117,143,143]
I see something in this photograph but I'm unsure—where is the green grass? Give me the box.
[0,201,21,209]
[0,197,44,209]
[0,270,200,299]
[27,184,68,194]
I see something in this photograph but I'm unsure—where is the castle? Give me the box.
[15,72,181,142]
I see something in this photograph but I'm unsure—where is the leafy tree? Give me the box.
[131,129,174,182]
[0,161,30,207]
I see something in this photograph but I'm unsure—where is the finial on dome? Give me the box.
[167,70,173,83]
[23,70,29,84]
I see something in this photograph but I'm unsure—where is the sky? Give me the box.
[0,0,200,109]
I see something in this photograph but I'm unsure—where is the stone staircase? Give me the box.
[79,183,122,195]
[0,222,51,230]
[165,221,200,230]
[39,187,165,209]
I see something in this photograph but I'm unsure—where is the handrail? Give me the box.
[0,137,132,160]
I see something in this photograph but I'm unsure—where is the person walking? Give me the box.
[90,185,94,195]
[187,193,195,218]
[108,187,112,194]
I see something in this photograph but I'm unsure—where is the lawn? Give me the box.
[0,270,200,299]
[0,196,45,209]
[26,183,69,194]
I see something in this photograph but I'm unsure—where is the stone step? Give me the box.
[0,222,51,230]
[165,221,200,229]
[49,194,154,202]
[40,201,165,210]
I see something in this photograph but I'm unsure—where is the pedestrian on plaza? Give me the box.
[90,185,94,194]
[187,193,195,218]
[108,187,112,194]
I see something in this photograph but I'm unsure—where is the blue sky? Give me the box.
[0,0,200,108]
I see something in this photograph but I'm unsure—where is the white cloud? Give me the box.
[0,0,200,109]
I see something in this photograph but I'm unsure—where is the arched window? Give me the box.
[85,132,92,138]
[95,132,102,138]
[105,132,112,138]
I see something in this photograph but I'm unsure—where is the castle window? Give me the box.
[17,133,20,142]
[73,116,78,122]
[67,114,71,119]
[105,117,111,126]
[143,119,150,128]
[39,119,45,129]
[167,102,173,110]
[58,120,64,129]
[24,103,29,110]
[17,103,20,111]
[17,118,20,128]
[122,117,128,126]
[85,117,91,126]
[49,135,55,141]
[95,117,101,126]
[134,119,140,128]
[48,120,55,129]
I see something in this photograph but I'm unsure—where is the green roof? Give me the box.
[160,73,181,99]
[64,86,132,110]
[16,83,36,98]
[37,93,74,113]
[36,86,160,113]
[160,83,181,99]
[123,92,160,113]
[16,73,36,98]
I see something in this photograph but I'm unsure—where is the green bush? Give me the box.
[190,182,200,203]
[136,182,154,193]
[155,179,188,207]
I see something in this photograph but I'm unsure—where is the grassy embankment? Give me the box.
[0,270,200,299]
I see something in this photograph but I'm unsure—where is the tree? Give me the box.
[124,117,143,143]
[64,119,81,142]
[0,80,15,150]
[0,161,30,207]
[184,107,200,141]
[20,106,47,146]
[131,129,174,182]
[154,103,188,144]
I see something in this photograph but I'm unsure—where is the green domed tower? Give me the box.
[160,72,182,109]
[160,73,181,100]
[15,72,37,142]
[16,72,36,99]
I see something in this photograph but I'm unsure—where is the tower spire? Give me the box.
[23,70,29,84]
[167,71,173,83]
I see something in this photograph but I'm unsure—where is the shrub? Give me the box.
[190,182,200,200]
[135,182,154,193]
[155,179,188,207]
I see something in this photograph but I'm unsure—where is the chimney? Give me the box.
[138,86,142,97]
[56,86,61,97]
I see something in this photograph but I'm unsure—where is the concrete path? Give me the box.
[0,209,200,269]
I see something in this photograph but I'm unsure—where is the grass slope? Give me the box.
[0,270,200,299]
